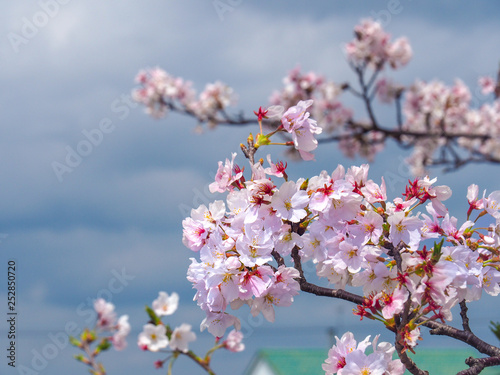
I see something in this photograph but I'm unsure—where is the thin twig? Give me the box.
[394,339,428,375]
[457,356,500,375]
[424,319,500,357]
[460,300,472,332]
[181,351,217,375]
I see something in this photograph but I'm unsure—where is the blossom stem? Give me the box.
[81,340,106,375]
[181,350,217,375]
[204,344,224,361]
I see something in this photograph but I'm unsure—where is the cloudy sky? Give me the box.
[1,1,500,374]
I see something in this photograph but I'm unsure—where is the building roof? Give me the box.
[243,349,328,375]
[243,348,500,375]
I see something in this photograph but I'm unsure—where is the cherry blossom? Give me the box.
[94,298,117,330]
[345,18,411,70]
[270,180,309,222]
[209,152,243,193]
[169,323,196,353]
[387,211,423,249]
[323,332,403,375]
[137,323,169,352]
[224,329,245,352]
[479,76,496,95]
[152,291,179,316]
[184,146,500,346]
[112,315,130,351]
[280,99,323,160]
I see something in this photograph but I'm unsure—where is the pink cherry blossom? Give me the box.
[137,323,169,352]
[200,311,241,338]
[169,323,196,353]
[378,287,409,320]
[281,100,322,160]
[224,329,245,352]
[270,180,309,222]
[94,298,117,330]
[152,291,179,316]
[479,76,495,95]
[112,315,130,351]
[182,217,208,251]
[209,152,243,193]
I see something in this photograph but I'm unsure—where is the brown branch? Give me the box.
[393,307,428,375]
[386,241,405,273]
[319,124,491,143]
[495,62,500,100]
[290,245,364,305]
[395,91,404,130]
[182,350,217,375]
[457,356,500,375]
[423,319,500,357]
[81,340,106,375]
[271,250,285,267]
[159,89,500,172]
[457,358,485,375]
[460,300,472,332]
[394,339,428,375]
[289,234,500,360]
[298,279,366,305]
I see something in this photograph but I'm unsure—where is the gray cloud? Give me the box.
[2,2,500,374]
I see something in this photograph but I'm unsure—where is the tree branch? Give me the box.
[394,339,428,375]
[457,356,500,375]
[423,319,500,357]
[460,300,472,333]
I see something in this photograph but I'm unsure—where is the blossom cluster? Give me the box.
[184,149,500,350]
[137,291,245,356]
[71,299,131,374]
[323,332,405,375]
[94,298,131,350]
[345,18,412,70]
[133,19,500,176]
[403,78,500,175]
[270,99,324,160]
[269,66,353,134]
[133,67,235,123]
[184,163,304,336]
[136,291,244,372]
[137,291,197,353]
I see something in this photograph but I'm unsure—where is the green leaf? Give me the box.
[299,178,309,191]
[145,305,161,325]
[74,354,86,362]
[69,336,81,347]
[255,133,270,147]
[490,321,500,341]
[81,328,97,343]
[96,338,112,353]
[382,223,390,236]
[431,238,445,264]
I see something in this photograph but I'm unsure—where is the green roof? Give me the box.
[244,349,328,375]
[244,348,500,375]
[406,349,500,375]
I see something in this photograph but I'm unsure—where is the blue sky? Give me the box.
[1,1,500,374]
